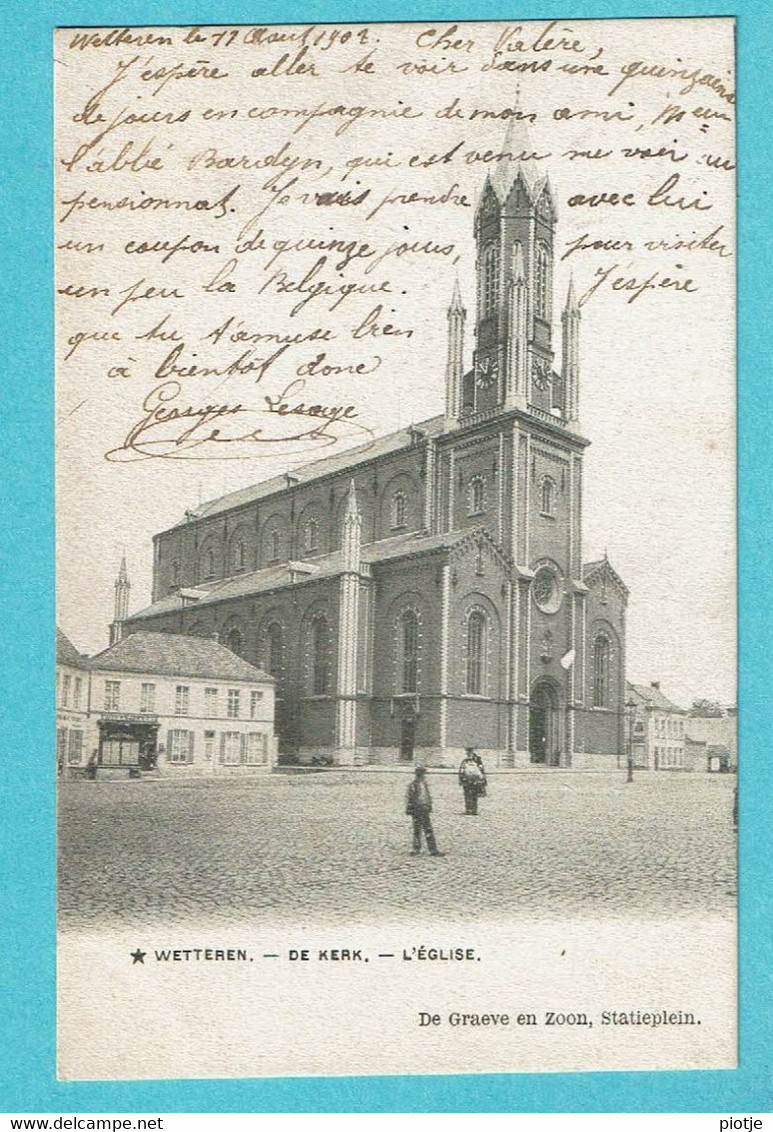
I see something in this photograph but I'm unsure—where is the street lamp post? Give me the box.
[625,697,637,783]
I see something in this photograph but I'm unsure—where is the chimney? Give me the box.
[650,681,660,691]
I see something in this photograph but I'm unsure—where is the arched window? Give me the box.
[468,476,486,516]
[268,529,281,562]
[391,491,407,530]
[401,610,419,693]
[541,476,556,516]
[233,540,245,572]
[311,616,329,696]
[593,635,610,707]
[266,622,283,678]
[205,548,216,579]
[226,627,244,657]
[466,611,486,696]
[303,518,319,554]
[171,560,179,587]
[481,244,500,317]
[535,242,551,320]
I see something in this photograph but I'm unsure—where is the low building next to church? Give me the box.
[56,629,91,775]
[56,625,276,777]
[627,681,687,771]
[684,707,737,772]
[119,124,630,770]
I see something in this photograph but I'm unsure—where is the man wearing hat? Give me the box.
[405,765,444,856]
[458,747,486,815]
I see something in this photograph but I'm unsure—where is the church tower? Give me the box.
[458,114,561,420]
[109,555,130,645]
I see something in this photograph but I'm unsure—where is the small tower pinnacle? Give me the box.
[109,555,131,645]
[341,479,362,572]
[561,274,581,424]
[444,277,466,428]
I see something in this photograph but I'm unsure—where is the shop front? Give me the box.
[97,714,160,774]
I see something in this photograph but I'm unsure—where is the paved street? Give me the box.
[58,770,736,929]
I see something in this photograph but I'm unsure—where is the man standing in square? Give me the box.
[405,766,444,857]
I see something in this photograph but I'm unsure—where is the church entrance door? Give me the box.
[530,681,561,765]
[400,718,416,761]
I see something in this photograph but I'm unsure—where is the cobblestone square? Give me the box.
[58,769,737,929]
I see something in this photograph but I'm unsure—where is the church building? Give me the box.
[123,134,629,768]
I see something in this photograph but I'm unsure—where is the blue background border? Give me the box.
[1,0,770,1113]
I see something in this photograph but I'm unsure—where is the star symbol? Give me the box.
[130,948,146,964]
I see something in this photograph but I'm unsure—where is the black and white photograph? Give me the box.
[55,16,736,1079]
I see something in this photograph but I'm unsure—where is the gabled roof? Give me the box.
[171,415,446,528]
[90,632,271,683]
[128,557,348,621]
[583,557,629,598]
[56,627,90,669]
[627,681,686,715]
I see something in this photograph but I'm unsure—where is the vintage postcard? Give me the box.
[55,17,736,1080]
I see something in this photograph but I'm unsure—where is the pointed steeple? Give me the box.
[110,555,131,645]
[562,274,581,423]
[565,273,579,313]
[445,277,466,428]
[491,100,541,201]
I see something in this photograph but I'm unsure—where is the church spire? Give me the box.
[562,274,581,423]
[491,96,541,201]
[444,277,466,428]
[109,554,130,645]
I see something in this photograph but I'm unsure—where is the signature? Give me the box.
[104,380,372,462]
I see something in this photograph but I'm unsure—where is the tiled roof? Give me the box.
[627,682,685,714]
[173,415,446,526]
[128,527,504,623]
[364,527,473,565]
[90,632,271,683]
[56,627,90,669]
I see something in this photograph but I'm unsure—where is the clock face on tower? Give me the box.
[475,351,499,388]
[532,360,552,392]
